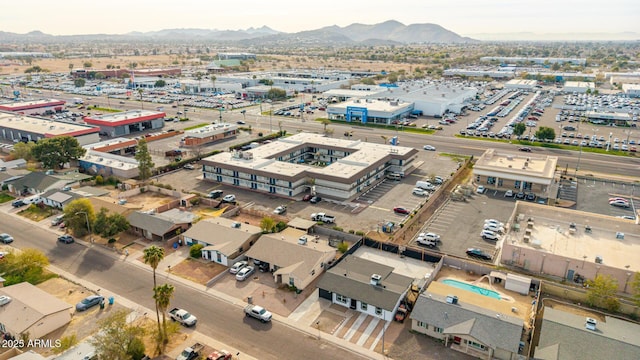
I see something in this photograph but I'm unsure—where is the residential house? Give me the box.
[317,255,413,321]
[534,306,640,360]
[244,228,336,290]
[0,282,73,340]
[127,208,196,241]
[5,172,67,196]
[182,218,262,266]
[410,281,524,360]
[0,168,29,186]
[39,189,83,209]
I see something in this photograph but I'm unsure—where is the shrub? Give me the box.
[355,230,365,236]
[108,238,116,244]
[95,175,104,185]
[332,226,343,232]
[189,197,201,206]
[275,221,287,232]
[348,229,355,234]
[337,242,349,253]
[190,243,204,258]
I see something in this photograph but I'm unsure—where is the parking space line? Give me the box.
[369,205,390,211]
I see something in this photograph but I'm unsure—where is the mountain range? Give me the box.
[0,20,477,45]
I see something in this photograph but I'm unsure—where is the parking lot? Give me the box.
[410,189,523,260]
[575,177,638,218]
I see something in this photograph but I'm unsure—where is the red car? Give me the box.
[207,350,232,360]
[302,194,312,201]
[393,207,410,215]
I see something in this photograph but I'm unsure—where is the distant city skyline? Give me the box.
[1,0,638,39]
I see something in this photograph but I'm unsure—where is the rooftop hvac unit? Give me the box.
[231,222,241,228]
[370,274,382,286]
[595,256,603,264]
[445,295,459,304]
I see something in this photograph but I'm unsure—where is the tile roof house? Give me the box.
[534,306,640,360]
[317,255,414,321]
[127,209,196,241]
[244,228,336,290]
[0,282,73,339]
[182,218,262,267]
[410,282,524,360]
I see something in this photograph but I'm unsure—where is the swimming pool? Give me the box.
[442,279,501,300]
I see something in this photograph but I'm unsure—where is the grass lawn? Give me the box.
[18,204,58,222]
[0,192,15,204]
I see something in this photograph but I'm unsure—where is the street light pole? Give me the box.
[76,211,92,243]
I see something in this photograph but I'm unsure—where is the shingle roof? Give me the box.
[0,282,72,334]
[127,211,177,236]
[535,307,640,360]
[410,292,522,353]
[184,218,261,256]
[317,255,414,311]
[7,172,65,192]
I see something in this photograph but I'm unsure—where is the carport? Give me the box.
[287,217,317,232]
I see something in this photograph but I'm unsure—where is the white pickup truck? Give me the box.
[311,213,335,224]
[168,307,197,327]
[244,304,272,323]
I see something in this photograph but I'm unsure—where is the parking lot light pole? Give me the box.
[606,132,613,151]
[75,211,92,243]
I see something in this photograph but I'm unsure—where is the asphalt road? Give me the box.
[0,213,368,360]
[86,94,640,178]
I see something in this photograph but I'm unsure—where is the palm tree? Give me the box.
[210,75,216,93]
[154,283,175,346]
[143,246,165,343]
[137,88,144,109]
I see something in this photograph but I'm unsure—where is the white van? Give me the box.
[415,181,435,191]
[386,173,402,181]
[23,195,41,205]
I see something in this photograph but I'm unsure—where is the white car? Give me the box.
[0,295,12,306]
[484,219,505,227]
[481,230,500,241]
[273,205,287,215]
[476,186,486,194]
[229,261,248,274]
[236,266,255,281]
[609,200,630,208]
[423,145,436,151]
[222,194,236,203]
[504,190,514,197]
[418,232,441,242]
[412,188,427,196]
[483,223,505,233]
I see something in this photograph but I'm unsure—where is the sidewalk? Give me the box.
[2,203,386,360]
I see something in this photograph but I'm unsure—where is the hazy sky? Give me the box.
[2,0,639,36]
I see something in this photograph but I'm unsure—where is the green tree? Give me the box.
[89,310,146,360]
[631,272,640,306]
[260,217,276,233]
[143,245,165,344]
[137,88,144,109]
[135,138,154,181]
[585,274,620,312]
[92,207,109,236]
[10,141,35,161]
[189,243,204,258]
[361,77,375,85]
[0,248,50,285]
[153,283,175,346]
[513,122,527,137]
[319,119,332,134]
[31,136,86,169]
[74,78,86,87]
[68,63,74,73]
[83,61,92,68]
[210,75,217,91]
[63,199,95,237]
[154,79,166,88]
[266,88,286,100]
[535,126,556,141]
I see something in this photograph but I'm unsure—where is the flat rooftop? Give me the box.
[330,98,412,112]
[474,148,557,182]
[353,246,434,284]
[184,123,237,138]
[565,81,595,88]
[84,110,164,124]
[0,112,98,136]
[0,98,65,111]
[508,202,640,271]
[203,132,416,180]
[81,150,138,170]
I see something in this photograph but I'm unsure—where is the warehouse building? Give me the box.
[0,111,99,145]
[504,79,537,90]
[0,99,66,115]
[326,98,414,124]
[180,123,239,147]
[444,68,515,79]
[480,57,586,66]
[622,84,640,98]
[201,132,418,200]
[563,81,595,93]
[83,110,165,137]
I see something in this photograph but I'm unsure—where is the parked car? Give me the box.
[310,196,322,204]
[504,190,514,197]
[236,266,255,281]
[609,200,630,208]
[393,207,410,215]
[432,176,444,185]
[518,147,532,152]
[0,295,12,306]
[302,194,312,201]
[483,223,504,233]
[207,350,233,360]
[51,215,65,226]
[222,194,236,203]
[608,197,629,203]
[394,304,408,323]
[207,190,223,199]
[11,199,25,208]
[466,248,492,261]
[476,186,486,194]
[75,295,104,311]
[412,188,427,196]
[423,145,436,151]
[229,261,248,274]
[515,192,526,199]
[273,205,287,215]
[525,193,537,201]
[183,164,196,170]
[481,230,500,241]
[484,219,505,227]
[58,235,74,244]
[0,233,14,244]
